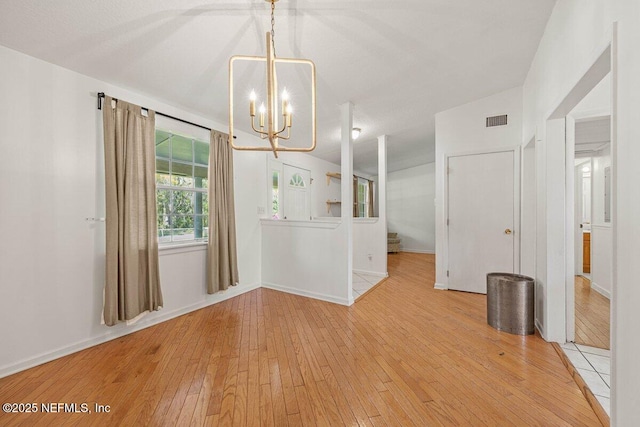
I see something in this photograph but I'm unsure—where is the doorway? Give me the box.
[283,164,311,220]
[572,115,612,350]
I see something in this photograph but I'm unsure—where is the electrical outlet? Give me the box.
[367,253,373,261]
[257,206,265,215]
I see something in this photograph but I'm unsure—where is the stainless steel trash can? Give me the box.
[487,273,535,335]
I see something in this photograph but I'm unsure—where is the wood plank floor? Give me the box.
[575,275,610,350]
[0,253,601,426]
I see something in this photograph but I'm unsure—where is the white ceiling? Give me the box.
[0,0,556,174]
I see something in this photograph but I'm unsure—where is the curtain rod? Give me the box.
[97,92,236,139]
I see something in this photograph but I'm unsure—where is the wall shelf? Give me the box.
[326,172,341,185]
[326,200,341,213]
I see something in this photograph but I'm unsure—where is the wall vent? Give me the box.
[486,115,508,127]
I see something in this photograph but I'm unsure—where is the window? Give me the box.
[155,129,209,244]
[357,177,369,218]
[289,173,306,188]
[271,170,280,219]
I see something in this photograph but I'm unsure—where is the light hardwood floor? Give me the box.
[0,253,601,426]
[575,275,611,350]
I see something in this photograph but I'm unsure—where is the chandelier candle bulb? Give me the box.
[281,89,289,114]
[228,0,316,157]
[250,91,256,116]
[286,105,292,127]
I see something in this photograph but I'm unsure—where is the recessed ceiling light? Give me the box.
[352,128,361,140]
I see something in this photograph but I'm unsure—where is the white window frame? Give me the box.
[155,128,209,245]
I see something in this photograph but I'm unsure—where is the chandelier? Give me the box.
[229,0,317,158]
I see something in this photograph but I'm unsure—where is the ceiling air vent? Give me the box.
[486,115,508,127]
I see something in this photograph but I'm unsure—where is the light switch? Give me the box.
[257,206,265,215]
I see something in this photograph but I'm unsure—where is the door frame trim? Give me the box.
[442,145,521,290]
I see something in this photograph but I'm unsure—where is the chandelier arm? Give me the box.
[250,117,270,136]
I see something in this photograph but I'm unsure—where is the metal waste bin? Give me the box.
[487,273,535,335]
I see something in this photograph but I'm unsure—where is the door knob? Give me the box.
[504,229,512,235]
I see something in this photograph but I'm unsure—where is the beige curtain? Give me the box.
[103,96,162,326]
[367,180,375,218]
[207,131,239,293]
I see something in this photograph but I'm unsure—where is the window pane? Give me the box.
[157,189,171,215]
[171,134,193,163]
[194,215,206,240]
[158,215,171,243]
[194,140,209,165]
[171,161,194,187]
[272,171,279,217]
[156,158,170,185]
[200,193,209,217]
[172,190,194,215]
[194,165,208,189]
[202,215,209,239]
[171,215,194,241]
[155,130,171,159]
[194,191,205,216]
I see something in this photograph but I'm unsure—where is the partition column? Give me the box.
[341,102,354,304]
[378,135,388,275]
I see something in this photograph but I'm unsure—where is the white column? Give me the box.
[340,102,354,304]
[378,135,388,275]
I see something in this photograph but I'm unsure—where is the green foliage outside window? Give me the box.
[155,130,209,243]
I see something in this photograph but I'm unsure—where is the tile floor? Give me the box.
[352,272,385,298]
[560,342,611,416]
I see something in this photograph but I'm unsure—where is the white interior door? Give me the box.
[447,150,515,294]
[283,164,311,220]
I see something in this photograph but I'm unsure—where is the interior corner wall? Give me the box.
[0,44,264,378]
[434,86,523,289]
[522,0,640,423]
[386,162,435,254]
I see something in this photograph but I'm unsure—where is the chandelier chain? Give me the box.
[270,0,276,57]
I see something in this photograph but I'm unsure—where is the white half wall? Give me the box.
[261,220,350,305]
[435,86,523,289]
[387,163,435,254]
[0,45,263,378]
[353,219,387,275]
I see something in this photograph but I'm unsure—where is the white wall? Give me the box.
[387,163,435,253]
[434,86,523,288]
[0,45,263,377]
[592,145,612,225]
[521,0,640,423]
[521,140,536,278]
[261,220,350,305]
[589,146,612,298]
[353,219,387,276]
[274,152,342,218]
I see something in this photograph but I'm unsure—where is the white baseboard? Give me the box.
[400,249,435,254]
[352,269,388,278]
[0,283,260,379]
[434,282,448,290]
[261,282,352,306]
[590,281,611,299]
[535,318,546,340]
